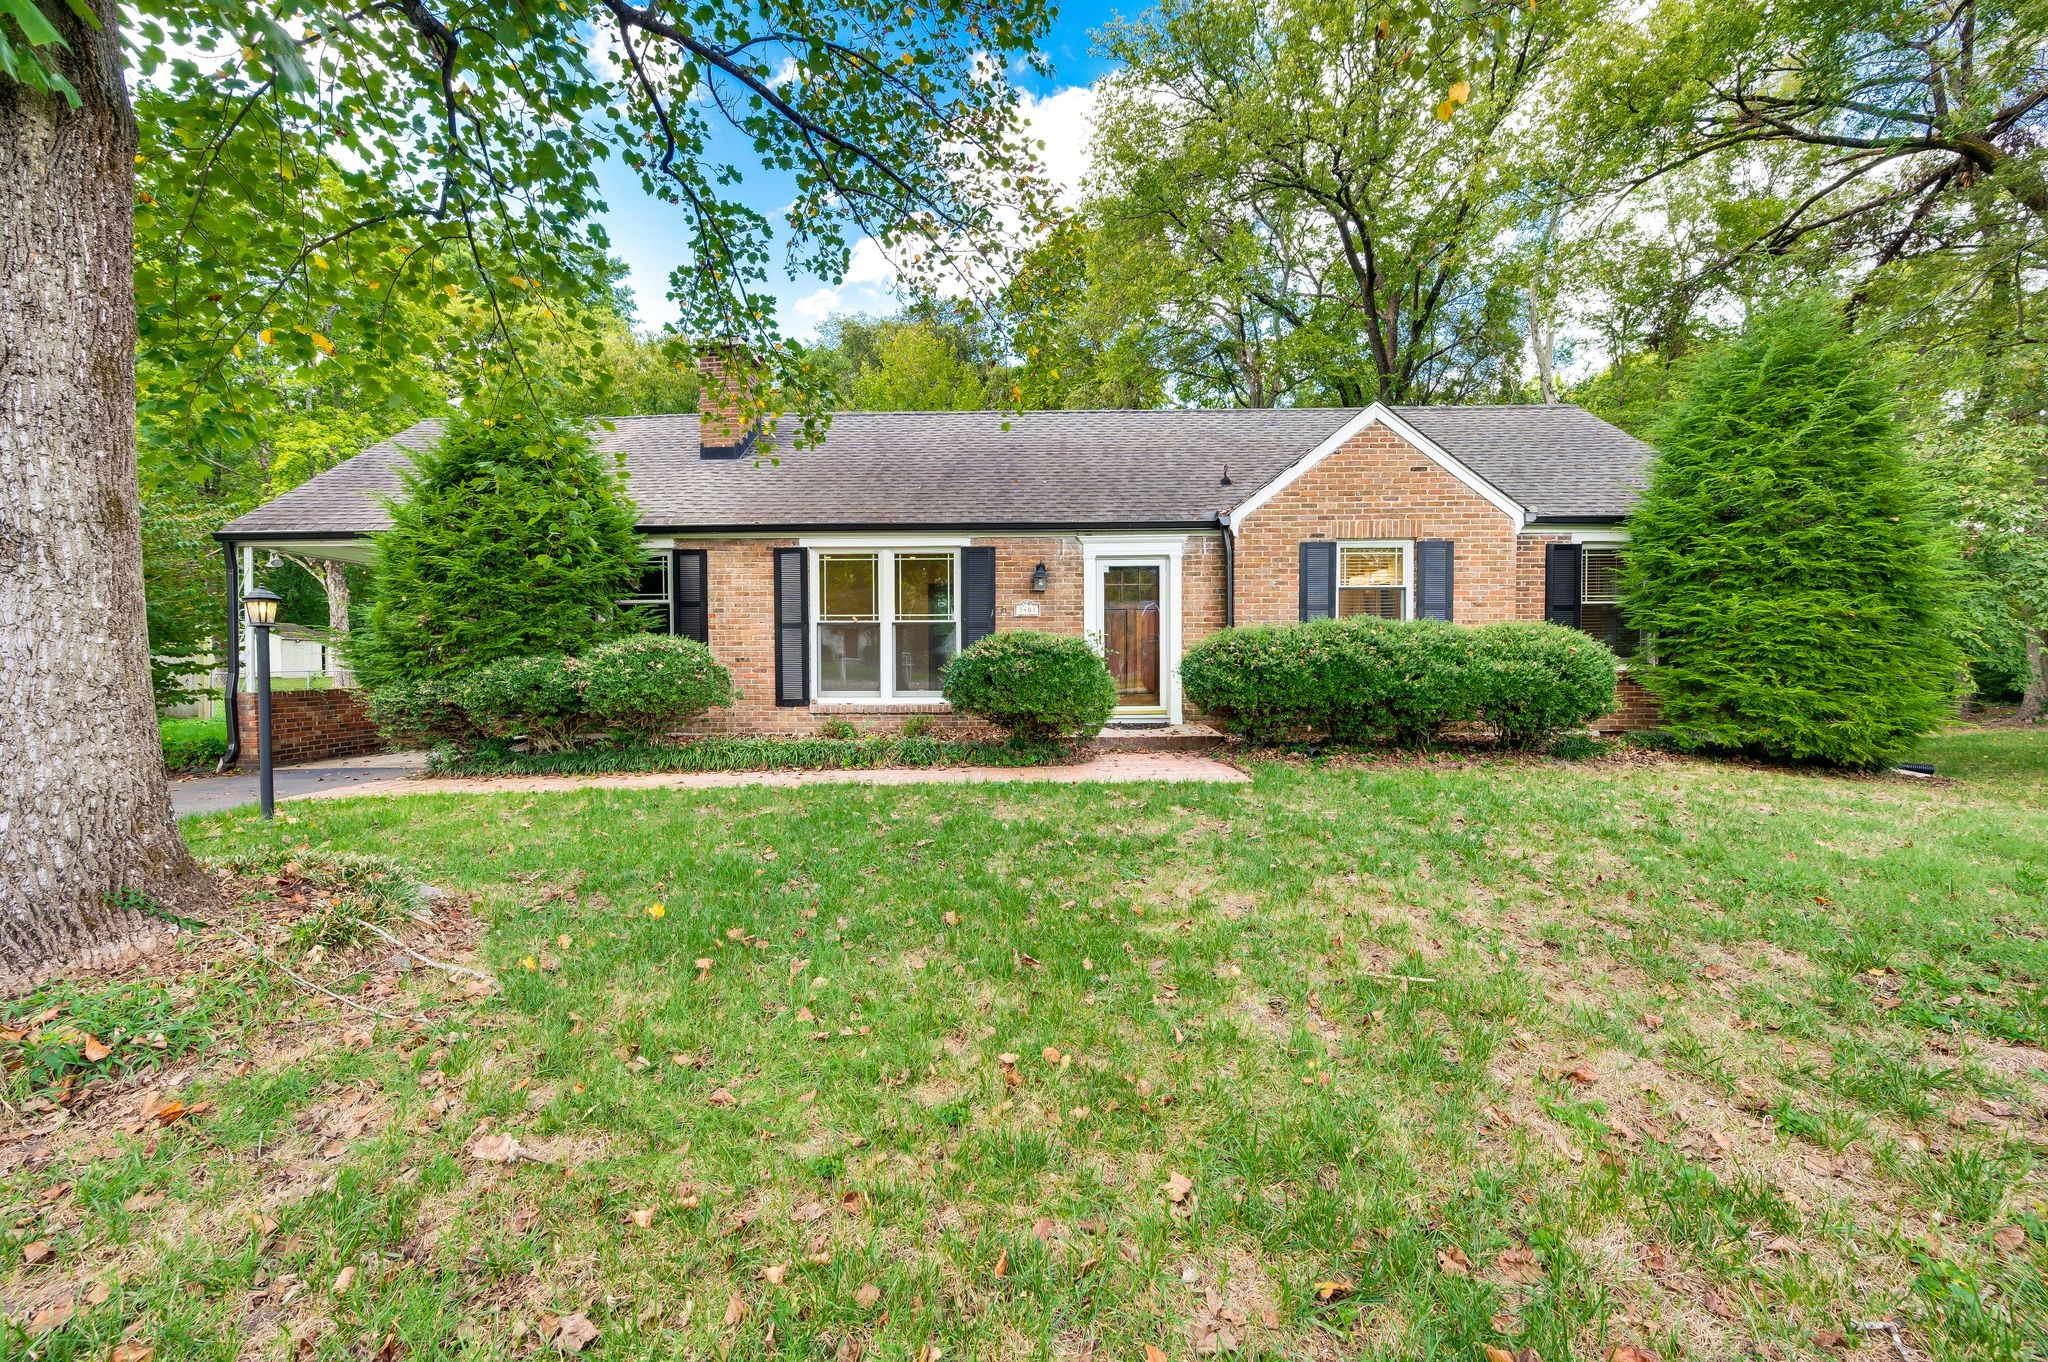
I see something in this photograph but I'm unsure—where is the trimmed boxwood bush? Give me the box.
[1183,616,1616,751]
[1468,621,1618,749]
[1177,621,1352,743]
[577,636,737,743]
[942,630,1118,742]
[368,637,735,753]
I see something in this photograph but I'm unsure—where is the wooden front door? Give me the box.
[1101,564,1163,708]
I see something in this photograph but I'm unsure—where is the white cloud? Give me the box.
[1014,81,1100,208]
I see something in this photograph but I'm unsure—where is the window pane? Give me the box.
[895,554,955,620]
[1580,604,1640,659]
[1582,549,1623,603]
[820,554,878,620]
[1338,587,1405,619]
[895,622,957,692]
[1339,546,1403,588]
[819,622,881,692]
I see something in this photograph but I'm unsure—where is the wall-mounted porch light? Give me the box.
[1031,562,1049,593]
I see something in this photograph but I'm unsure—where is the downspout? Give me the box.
[1215,509,1235,628]
[217,541,241,772]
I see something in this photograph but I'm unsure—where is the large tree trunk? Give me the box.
[2020,626,2046,723]
[0,1,211,991]
[321,559,354,686]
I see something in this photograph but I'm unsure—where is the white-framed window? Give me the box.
[1337,541,1411,620]
[814,549,959,699]
[1579,545,1640,658]
[621,553,671,628]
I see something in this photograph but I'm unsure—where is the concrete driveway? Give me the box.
[170,751,429,817]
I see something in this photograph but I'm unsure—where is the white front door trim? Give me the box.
[1081,534,1185,724]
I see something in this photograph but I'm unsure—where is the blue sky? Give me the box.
[596,2,1130,337]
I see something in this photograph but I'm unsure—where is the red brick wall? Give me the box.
[235,688,383,766]
[1232,426,1521,624]
[674,532,1231,735]
[1600,676,1663,732]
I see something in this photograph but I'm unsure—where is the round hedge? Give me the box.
[1468,621,1618,749]
[942,630,1118,742]
[577,635,737,742]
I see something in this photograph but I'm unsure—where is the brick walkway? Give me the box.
[288,751,1248,805]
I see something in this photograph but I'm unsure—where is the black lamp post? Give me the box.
[241,586,282,819]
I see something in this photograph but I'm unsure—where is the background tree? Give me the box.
[1,0,1053,982]
[1088,0,1597,405]
[1916,417,2048,717]
[1623,302,1961,765]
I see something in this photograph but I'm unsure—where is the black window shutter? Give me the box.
[1416,540,1454,620]
[672,549,708,643]
[1545,542,1583,628]
[773,547,808,707]
[960,546,997,650]
[1299,541,1337,621]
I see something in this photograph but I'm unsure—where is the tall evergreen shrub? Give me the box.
[1623,302,1958,766]
[350,409,644,687]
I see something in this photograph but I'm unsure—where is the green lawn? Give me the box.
[4,730,2045,1361]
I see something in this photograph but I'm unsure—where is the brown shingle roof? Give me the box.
[218,405,1649,539]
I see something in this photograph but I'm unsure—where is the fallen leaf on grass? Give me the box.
[993,1248,1008,1279]
[85,1280,111,1306]
[675,1183,702,1210]
[723,1293,748,1327]
[1436,1245,1472,1276]
[1163,1171,1195,1204]
[21,1240,53,1265]
[760,1263,789,1286]
[81,1034,112,1063]
[1144,1348,1168,1362]
[1313,1279,1351,1301]
[333,1265,356,1292]
[467,1132,531,1164]
[629,1207,656,1229]
[854,1282,881,1310]
[1495,1247,1541,1283]
[27,1300,73,1334]
[1992,1225,2027,1254]
[109,1346,154,1362]
[791,1199,830,1224]
[545,1312,600,1353]
[706,1088,736,1108]
[1607,1346,1658,1362]
[1761,1235,1802,1257]
[1485,1348,1539,1362]
[1703,1288,1737,1321]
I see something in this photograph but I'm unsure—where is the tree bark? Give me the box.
[321,558,353,685]
[2020,626,2046,723]
[0,1,212,991]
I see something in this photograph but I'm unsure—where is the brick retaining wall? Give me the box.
[1596,675,1662,733]
[236,688,384,766]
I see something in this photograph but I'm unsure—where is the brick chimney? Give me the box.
[697,341,762,458]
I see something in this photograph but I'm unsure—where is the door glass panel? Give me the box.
[819,555,881,694]
[1101,564,1162,708]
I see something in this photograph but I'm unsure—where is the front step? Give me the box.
[1098,723,1228,753]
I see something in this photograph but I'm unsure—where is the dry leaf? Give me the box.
[1145,1347,1169,1362]
[723,1293,748,1327]
[1607,1347,1658,1362]
[1991,1224,2027,1255]
[760,1263,789,1286]
[993,1248,1008,1278]
[629,1207,656,1229]
[27,1300,73,1334]
[468,1132,525,1164]
[548,1312,600,1354]
[85,1280,111,1306]
[81,1034,112,1063]
[21,1240,53,1265]
[1496,1246,1541,1283]
[1163,1171,1195,1204]
[854,1282,881,1310]
[333,1265,356,1292]
[706,1088,736,1107]
[791,1199,830,1224]
[109,1346,155,1362]
[1437,1245,1472,1276]
[1703,1288,1737,1321]
[1313,1279,1352,1301]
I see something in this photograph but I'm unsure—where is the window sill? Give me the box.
[811,699,952,714]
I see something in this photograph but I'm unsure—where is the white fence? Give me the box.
[158,630,341,719]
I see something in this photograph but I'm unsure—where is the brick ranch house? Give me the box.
[216,394,1656,758]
